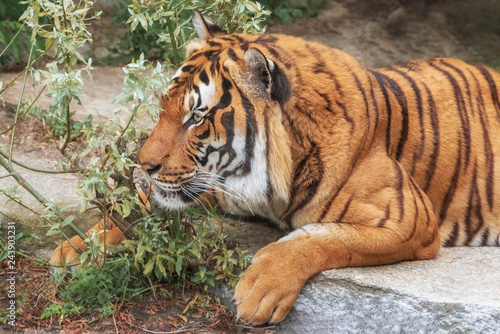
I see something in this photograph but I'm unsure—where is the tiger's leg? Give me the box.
[49,218,125,266]
[234,154,441,325]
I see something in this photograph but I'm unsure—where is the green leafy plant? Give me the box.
[130,207,250,292]
[31,106,93,141]
[0,0,263,323]
[260,0,328,25]
[0,0,45,70]
[110,0,270,66]
[42,256,140,322]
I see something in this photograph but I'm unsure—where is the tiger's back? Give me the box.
[372,59,500,246]
[220,33,500,246]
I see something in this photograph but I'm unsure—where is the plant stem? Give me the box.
[1,192,44,219]
[8,42,35,166]
[0,85,47,137]
[99,107,137,173]
[0,149,76,174]
[166,16,181,66]
[0,22,27,59]
[0,49,50,96]
[0,210,16,222]
[59,96,72,153]
[0,153,88,241]
[59,0,73,154]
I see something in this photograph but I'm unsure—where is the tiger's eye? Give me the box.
[193,113,203,122]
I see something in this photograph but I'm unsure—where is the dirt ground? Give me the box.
[1,0,499,333]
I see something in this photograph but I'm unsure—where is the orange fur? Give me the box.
[51,11,500,325]
[49,218,125,266]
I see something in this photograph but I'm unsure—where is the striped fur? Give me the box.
[137,12,500,324]
[54,11,500,325]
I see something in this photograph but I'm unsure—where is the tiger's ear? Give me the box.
[192,9,226,40]
[245,48,274,92]
[225,47,290,104]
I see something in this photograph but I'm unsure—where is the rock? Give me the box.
[215,237,500,333]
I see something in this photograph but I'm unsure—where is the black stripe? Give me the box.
[422,226,439,248]
[369,70,393,154]
[182,65,195,73]
[444,222,460,247]
[422,84,441,193]
[369,79,380,143]
[386,68,425,175]
[473,64,500,120]
[392,159,405,221]
[319,178,348,222]
[254,35,279,44]
[282,143,323,225]
[199,69,209,86]
[465,163,484,245]
[469,70,495,210]
[239,92,257,175]
[377,205,390,227]
[264,109,273,200]
[227,48,238,61]
[404,180,419,242]
[217,108,237,170]
[439,60,475,114]
[438,140,462,225]
[335,196,353,222]
[480,229,490,246]
[409,176,431,227]
[353,72,371,144]
[429,61,472,170]
[380,73,409,161]
[317,92,335,115]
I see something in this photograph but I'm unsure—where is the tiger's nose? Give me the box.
[142,163,162,176]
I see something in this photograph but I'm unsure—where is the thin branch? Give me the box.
[58,96,72,153]
[0,153,88,241]
[0,44,53,97]
[0,85,47,137]
[8,39,35,166]
[1,192,44,217]
[99,107,136,172]
[0,209,16,222]
[0,22,27,58]
[0,149,76,174]
[59,0,73,154]
[1,189,82,253]
[166,16,181,66]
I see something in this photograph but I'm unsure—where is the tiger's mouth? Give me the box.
[154,182,204,203]
[134,168,213,210]
[151,173,208,210]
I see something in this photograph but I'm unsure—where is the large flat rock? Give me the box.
[216,227,500,333]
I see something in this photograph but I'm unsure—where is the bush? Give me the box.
[0,0,45,71]
[0,0,264,323]
[260,0,328,25]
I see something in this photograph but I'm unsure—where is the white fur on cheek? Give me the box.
[223,128,270,215]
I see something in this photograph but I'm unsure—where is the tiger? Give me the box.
[50,10,500,325]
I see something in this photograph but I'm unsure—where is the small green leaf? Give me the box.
[143,258,155,275]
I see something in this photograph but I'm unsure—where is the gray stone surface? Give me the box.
[280,247,500,333]
[216,241,500,333]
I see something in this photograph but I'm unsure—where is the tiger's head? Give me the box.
[138,10,293,213]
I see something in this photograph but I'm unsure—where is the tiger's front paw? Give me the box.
[233,242,310,325]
